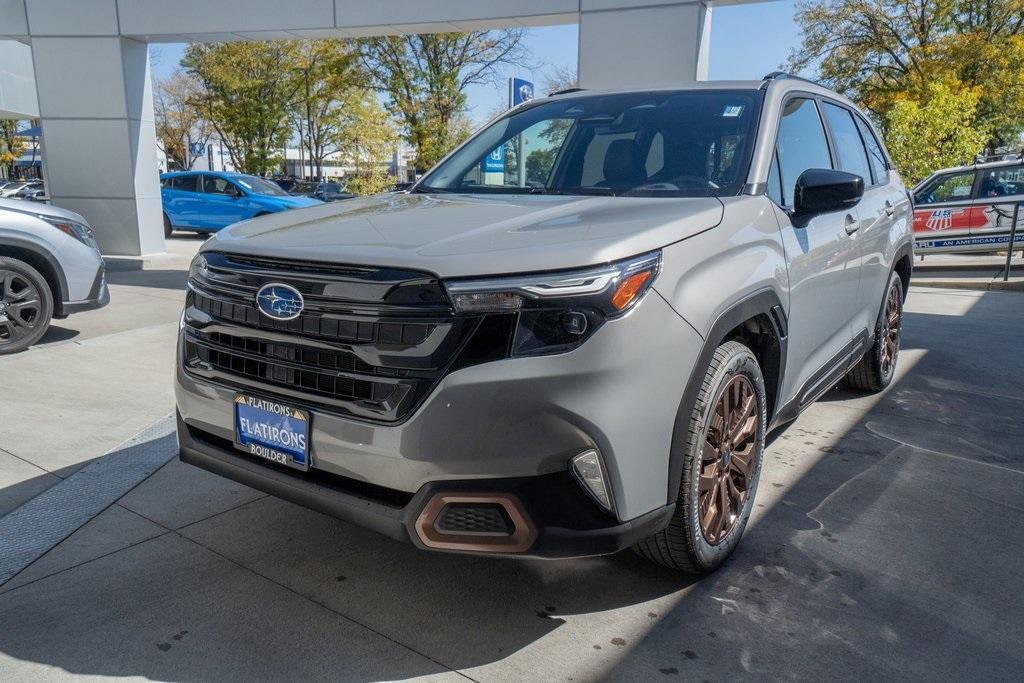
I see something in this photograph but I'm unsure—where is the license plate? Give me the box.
[234,395,310,471]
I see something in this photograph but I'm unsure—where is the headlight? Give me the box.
[39,215,99,251]
[444,251,661,357]
[189,254,209,280]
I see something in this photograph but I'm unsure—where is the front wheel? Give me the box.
[0,257,54,354]
[846,271,903,392]
[635,341,766,574]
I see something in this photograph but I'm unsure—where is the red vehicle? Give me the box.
[912,158,1024,254]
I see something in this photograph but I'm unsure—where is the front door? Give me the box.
[200,175,250,229]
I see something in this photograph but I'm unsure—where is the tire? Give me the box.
[163,213,173,238]
[846,271,903,392]
[635,341,767,574]
[0,256,54,354]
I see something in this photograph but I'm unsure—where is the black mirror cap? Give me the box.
[793,168,864,216]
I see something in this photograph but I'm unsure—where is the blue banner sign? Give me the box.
[482,145,505,173]
[510,78,534,107]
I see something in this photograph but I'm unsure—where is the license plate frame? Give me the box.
[233,394,311,472]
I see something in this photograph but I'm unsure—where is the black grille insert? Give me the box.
[435,503,514,536]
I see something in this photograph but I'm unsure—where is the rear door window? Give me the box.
[977,165,1024,199]
[854,115,889,185]
[171,175,198,192]
[822,102,872,185]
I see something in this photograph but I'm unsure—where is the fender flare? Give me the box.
[666,288,787,504]
[0,235,69,303]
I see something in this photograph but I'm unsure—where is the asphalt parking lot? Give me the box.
[0,238,1021,680]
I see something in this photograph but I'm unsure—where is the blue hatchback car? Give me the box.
[160,171,323,236]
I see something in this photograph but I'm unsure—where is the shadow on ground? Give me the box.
[0,289,1021,680]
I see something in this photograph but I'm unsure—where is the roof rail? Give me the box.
[548,87,585,97]
[761,71,820,87]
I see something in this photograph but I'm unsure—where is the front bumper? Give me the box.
[57,262,108,317]
[176,290,701,557]
[178,412,674,559]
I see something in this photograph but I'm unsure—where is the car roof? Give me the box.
[160,170,248,178]
[924,157,1024,175]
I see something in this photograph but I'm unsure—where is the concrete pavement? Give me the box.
[0,249,1021,680]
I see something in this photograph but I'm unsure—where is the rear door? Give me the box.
[162,174,202,228]
[768,96,861,408]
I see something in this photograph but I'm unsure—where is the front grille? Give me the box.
[181,251,483,423]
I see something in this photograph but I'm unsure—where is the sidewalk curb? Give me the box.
[911,278,1024,292]
[0,416,177,586]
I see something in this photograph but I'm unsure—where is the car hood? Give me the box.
[204,192,724,278]
[0,197,90,225]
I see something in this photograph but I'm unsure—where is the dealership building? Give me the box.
[0,0,729,256]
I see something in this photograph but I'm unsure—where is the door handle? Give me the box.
[844,213,858,235]
[884,200,895,216]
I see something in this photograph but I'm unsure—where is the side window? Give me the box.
[822,102,872,185]
[171,175,198,192]
[978,165,1024,198]
[774,97,833,208]
[203,176,237,195]
[914,171,976,204]
[855,115,889,184]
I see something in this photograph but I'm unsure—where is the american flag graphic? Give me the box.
[925,208,954,231]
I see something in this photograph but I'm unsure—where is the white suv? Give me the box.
[0,198,109,353]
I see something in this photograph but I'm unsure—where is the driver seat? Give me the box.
[598,139,646,191]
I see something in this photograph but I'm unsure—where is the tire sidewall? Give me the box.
[0,257,54,353]
[872,272,903,387]
[683,345,767,571]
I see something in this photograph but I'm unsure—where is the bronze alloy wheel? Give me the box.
[699,374,758,545]
[0,269,44,350]
[880,282,902,376]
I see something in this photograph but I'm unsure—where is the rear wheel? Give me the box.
[846,271,903,392]
[636,341,766,574]
[163,213,173,238]
[0,257,53,354]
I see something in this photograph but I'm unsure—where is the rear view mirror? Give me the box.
[793,168,863,217]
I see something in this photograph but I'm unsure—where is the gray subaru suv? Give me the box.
[176,74,913,573]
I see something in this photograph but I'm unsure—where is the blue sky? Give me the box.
[150,1,798,125]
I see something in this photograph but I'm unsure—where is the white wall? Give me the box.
[0,41,38,118]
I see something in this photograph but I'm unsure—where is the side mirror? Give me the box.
[793,168,864,217]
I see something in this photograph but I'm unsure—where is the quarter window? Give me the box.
[773,97,833,208]
[914,171,976,204]
[822,102,872,185]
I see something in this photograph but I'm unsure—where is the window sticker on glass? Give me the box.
[952,185,972,197]
[722,105,744,118]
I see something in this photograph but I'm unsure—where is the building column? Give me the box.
[578,1,712,90]
[30,37,164,256]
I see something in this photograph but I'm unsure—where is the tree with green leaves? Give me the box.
[337,92,399,195]
[359,31,528,170]
[288,40,366,180]
[0,120,26,178]
[154,72,212,170]
[789,0,1024,154]
[884,77,990,182]
[182,42,296,175]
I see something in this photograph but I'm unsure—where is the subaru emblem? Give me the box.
[255,283,304,320]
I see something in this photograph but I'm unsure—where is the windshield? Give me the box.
[419,90,761,197]
[235,175,289,196]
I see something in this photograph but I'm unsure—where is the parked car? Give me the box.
[176,74,913,573]
[912,158,1024,254]
[160,171,323,237]
[13,181,45,200]
[0,181,36,198]
[288,180,355,202]
[0,198,109,353]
